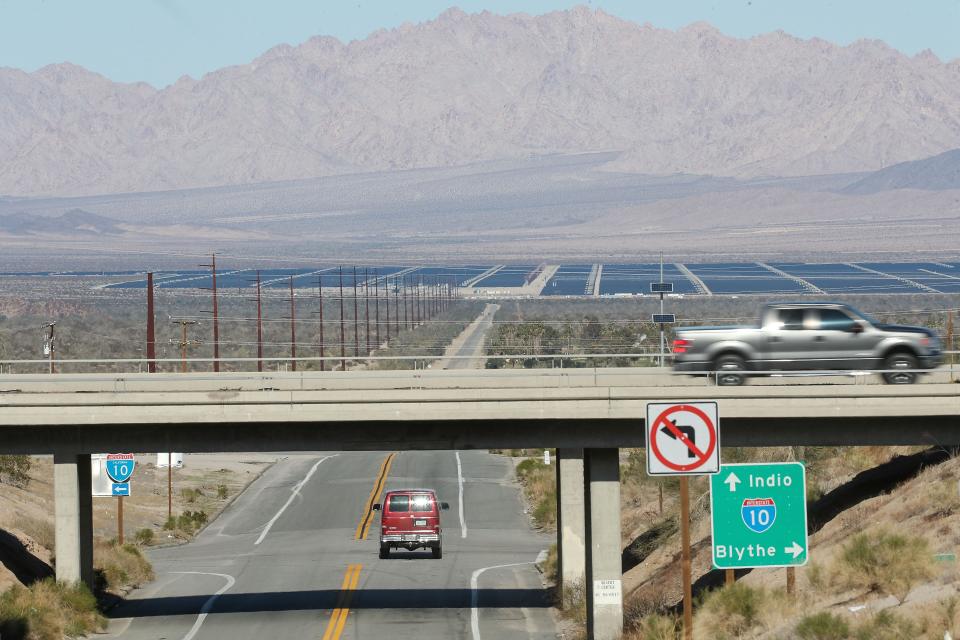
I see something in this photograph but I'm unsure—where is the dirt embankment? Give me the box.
[622,446,960,637]
[0,453,276,591]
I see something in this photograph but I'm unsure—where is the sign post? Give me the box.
[709,462,808,570]
[646,401,720,640]
[105,454,136,544]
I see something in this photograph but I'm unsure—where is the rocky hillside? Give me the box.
[844,148,960,193]
[2,7,960,197]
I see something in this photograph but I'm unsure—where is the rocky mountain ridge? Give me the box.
[2,6,960,197]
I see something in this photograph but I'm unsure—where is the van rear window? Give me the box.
[387,495,410,512]
[386,493,434,513]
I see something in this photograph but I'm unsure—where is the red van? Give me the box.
[373,489,449,559]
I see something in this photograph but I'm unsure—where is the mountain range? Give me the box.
[2,6,960,198]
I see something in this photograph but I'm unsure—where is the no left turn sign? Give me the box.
[646,401,720,476]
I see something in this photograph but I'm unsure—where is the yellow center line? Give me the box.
[354,452,396,540]
[331,563,362,639]
[321,563,362,640]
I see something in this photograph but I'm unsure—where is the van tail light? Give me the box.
[673,338,692,354]
[920,337,930,347]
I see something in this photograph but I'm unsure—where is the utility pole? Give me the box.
[375,268,382,347]
[338,266,346,371]
[167,453,173,522]
[659,252,666,367]
[316,275,326,372]
[200,254,220,372]
[170,319,199,373]
[42,322,56,374]
[416,276,422,325]
[353,266,360,358]
[256,271,263,372]
[146,273,156,373]
[384,272,391,343]
[364,267,371,355]
[394,276,400,335]
[403,276,409,330]
[288,276,297,372]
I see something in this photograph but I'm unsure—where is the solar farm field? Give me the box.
[406,265,492,287]
[472,265,540,287]
[769,263,943,294]
[597,263,699,295]
[857,262,960,293]
[6,261,960,295]
[684,263,805,294]
[543,264,595,296]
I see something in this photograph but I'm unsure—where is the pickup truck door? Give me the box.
[810,308,884,370]
[759,308,817,370]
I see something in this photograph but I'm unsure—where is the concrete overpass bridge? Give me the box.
[3,367,959,639]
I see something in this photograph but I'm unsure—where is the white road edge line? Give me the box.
[456,451,467,538]
[169,571,236,640]
[470,561,535,640]
[255,454,338,545]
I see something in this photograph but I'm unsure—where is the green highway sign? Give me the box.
[709,462,808,569]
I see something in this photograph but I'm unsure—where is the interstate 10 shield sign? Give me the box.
[741,498,777,533]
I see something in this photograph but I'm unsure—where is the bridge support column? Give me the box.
[556,448,586,603]
[54,452,94,588]
[584,448,622,640]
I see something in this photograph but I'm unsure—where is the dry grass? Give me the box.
[624,613,679,640]
[17,517,54,553]
[0,578,105,640]
[514,457,556,530]
[836,530,935,604]
[692,583,795,640]
[94,540,154,592]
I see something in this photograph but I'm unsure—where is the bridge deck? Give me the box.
[1,369,958,452]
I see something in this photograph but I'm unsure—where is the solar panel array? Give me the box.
[6,262,960,295]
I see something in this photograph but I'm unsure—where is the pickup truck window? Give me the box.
[778,308,805,330]
[819,309,856,331]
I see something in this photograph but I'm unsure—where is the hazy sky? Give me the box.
[1,0,958,87]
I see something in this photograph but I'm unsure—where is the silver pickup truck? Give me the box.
[672,302,942,385]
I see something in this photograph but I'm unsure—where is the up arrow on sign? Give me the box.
[784,541,804,559]
[724,471,741,492]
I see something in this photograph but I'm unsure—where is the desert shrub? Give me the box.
[180,488,202,503]
[173,510,209,534]
[0,578,105,640]
[693,583,789,639]
[216,484,228,499]
[852,610,917,640]
[0,455,31,487]
[162,516,177,531]
[626,614,679,640]
[795,612,850,640]
[839,530,935,603]
[94,540,154,591]
[133,528,154,546]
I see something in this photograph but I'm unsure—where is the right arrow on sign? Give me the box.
[724,471,741,492]
[784,541,804,559]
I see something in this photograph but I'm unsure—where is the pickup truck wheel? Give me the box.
[379,544,390,559]
[432,543,442,559]
[882,353,918,384]
[714,354,746,386]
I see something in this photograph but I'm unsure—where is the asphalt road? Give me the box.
[438,303,500,370]
[106,450,557,640]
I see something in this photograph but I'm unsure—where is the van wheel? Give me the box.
[432,543,442,559]
[379,544,389,559]
[882,353,918,384]
[714,354,747,386]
